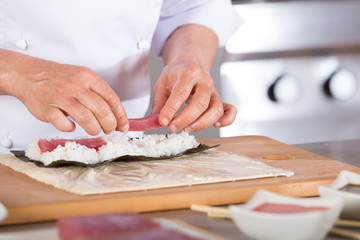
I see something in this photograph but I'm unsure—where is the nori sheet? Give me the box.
[10,144,219,168]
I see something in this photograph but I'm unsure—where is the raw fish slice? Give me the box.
[128,114,163,131]
[58,212,160,240]
[38,137,107,153]
[39,113,164,153]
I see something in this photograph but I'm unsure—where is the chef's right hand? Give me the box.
[0,49,129,135]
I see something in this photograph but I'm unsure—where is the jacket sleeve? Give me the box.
[151,0,243,57]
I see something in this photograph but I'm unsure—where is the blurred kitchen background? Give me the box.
[147,0,360,144]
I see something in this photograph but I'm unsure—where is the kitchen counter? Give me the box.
[1,139,359,240]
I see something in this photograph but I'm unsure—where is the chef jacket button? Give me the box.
[1,136,13,149]
[137,39,149,50]
[16,39,28,50]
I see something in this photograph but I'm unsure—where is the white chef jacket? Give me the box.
[0,0,242,153]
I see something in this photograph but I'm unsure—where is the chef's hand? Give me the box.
[152,61,236,133]
[151,24,236,133]
[0,49,128,135]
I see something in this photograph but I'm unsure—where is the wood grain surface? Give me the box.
[1,136,359,225]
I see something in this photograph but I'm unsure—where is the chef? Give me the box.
[0,0,242,153]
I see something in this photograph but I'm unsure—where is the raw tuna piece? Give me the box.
[128,114,163,131]
[91,229,205,240]
[58,212,161,240]
[38,137,107,153]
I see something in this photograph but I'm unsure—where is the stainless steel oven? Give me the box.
[220,0,360,144]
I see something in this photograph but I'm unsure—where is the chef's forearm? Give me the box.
[161,24,219,71]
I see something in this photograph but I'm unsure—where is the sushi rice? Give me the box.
[25,132,200,166]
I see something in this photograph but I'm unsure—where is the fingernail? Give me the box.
[184,127,191,133]
[214,122,221,128]
[67,122,76,132]
[70,125,76,132]
[162,117,169,125]
[121,124,129,132]
[169,124,177,132]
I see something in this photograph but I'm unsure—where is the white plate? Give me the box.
[318,170,360,220]
[0,202,7,223]
[229,190,343,240]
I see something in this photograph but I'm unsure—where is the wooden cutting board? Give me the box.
[1,136,359,225]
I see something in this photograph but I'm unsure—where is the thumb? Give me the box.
[151,72,171,125]
[151,89,169,125]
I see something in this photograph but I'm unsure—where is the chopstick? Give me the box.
[330,228,360,240]
[191,204,231,219]
[191,204,360,227]
[335,219,360,228]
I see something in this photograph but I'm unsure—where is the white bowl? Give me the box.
[229,190,343,240]
[0,202,7,223]
[318,170,360,220]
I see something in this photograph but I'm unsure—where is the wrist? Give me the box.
[0,50,13,95]
[166,44,207,70]
[162,24,218,72]
[0,49,39,97]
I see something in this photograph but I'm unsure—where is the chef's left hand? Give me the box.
[152,60,236,133]
[151,24,236,133]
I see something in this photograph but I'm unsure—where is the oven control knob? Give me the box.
[268,74,301,105]
[324,68,358,101]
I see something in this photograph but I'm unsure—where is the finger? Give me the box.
[60,99,102,135]
[75,91,117,134]
[213,102,237,128]
[159,80,194,129]
[168,83,211,132]
[183,94,223,133]
[90,80,129,132]
[44,106,76,132]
